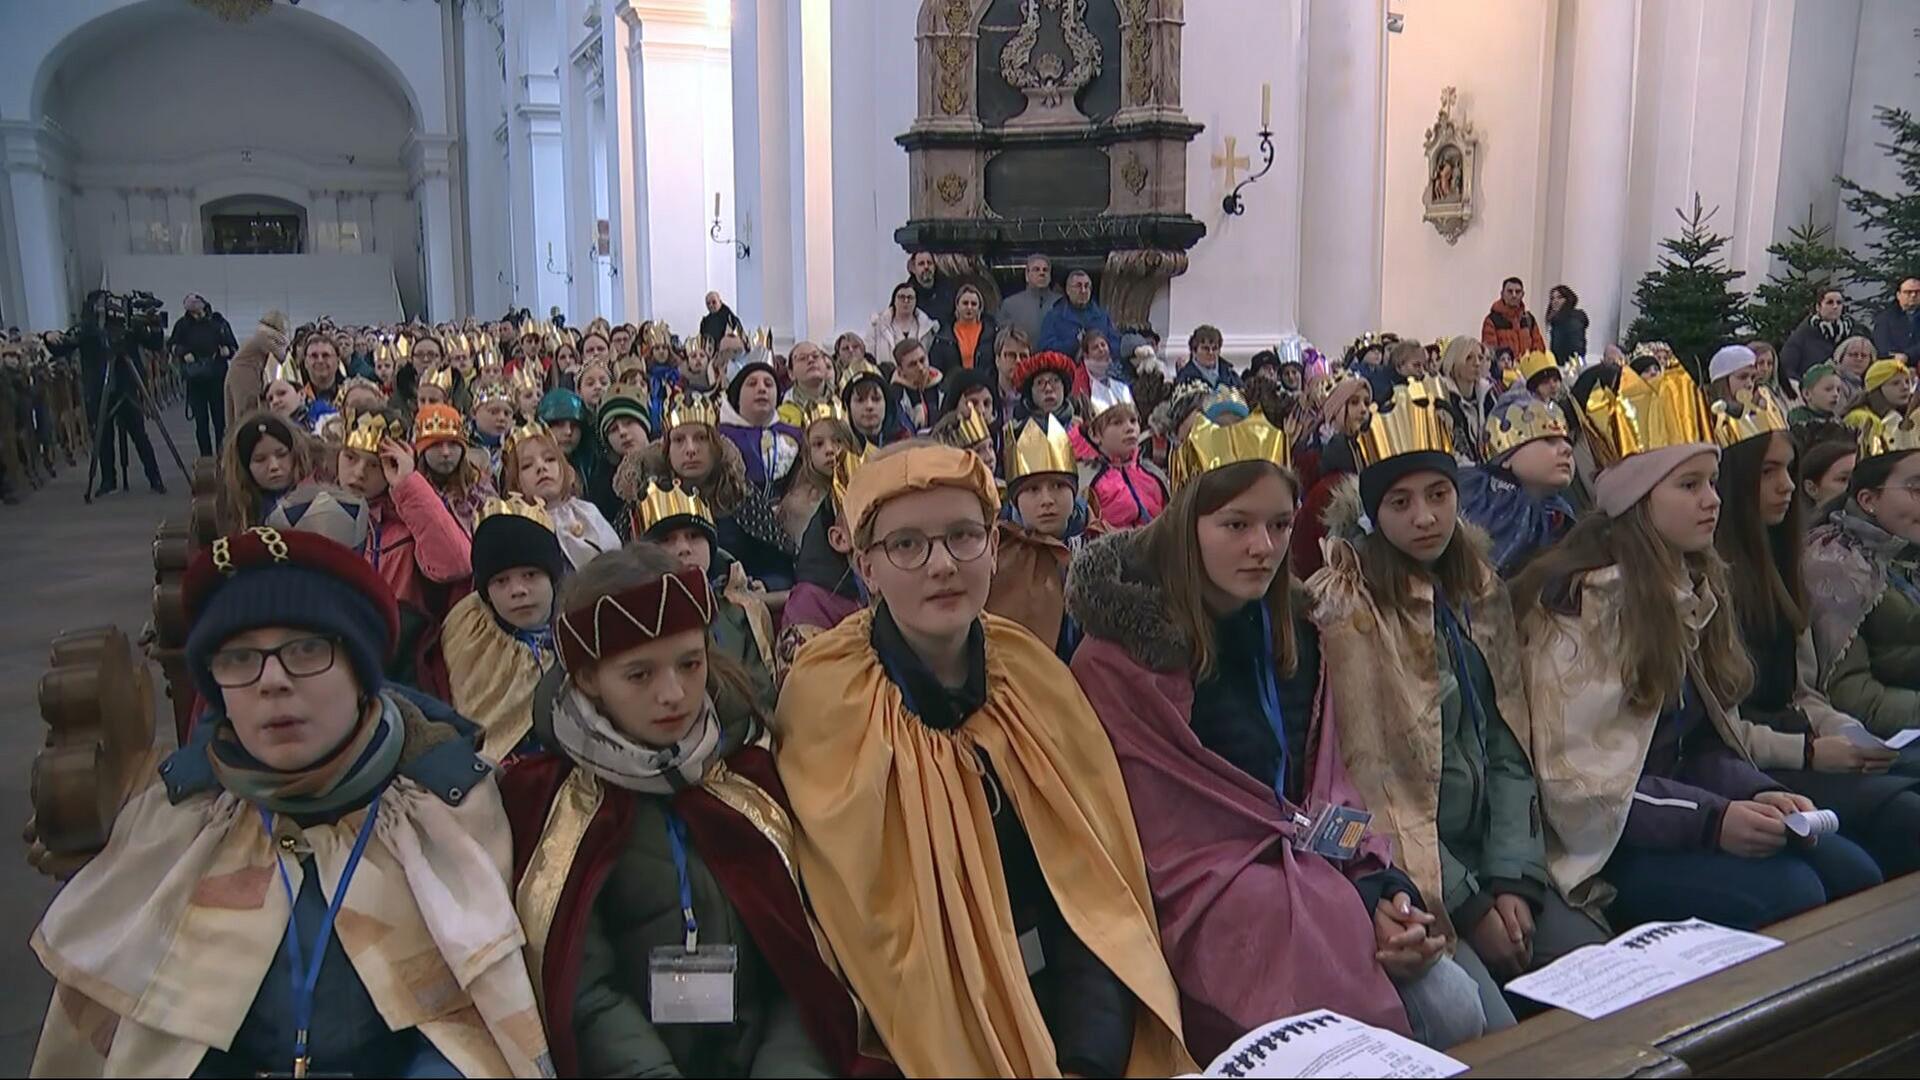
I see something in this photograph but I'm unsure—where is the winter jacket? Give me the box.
[1173,358,1242,390]
[890,369,945,435]
[1480,299,1546,361]
[1781,315,1855,384]
[866,309,937,365]
[1038,299,1122,359]
[1456,465,1573,578]
[1547,307,1588,366]
[999,286,1061,345]
[225,320,288,426]
[929,314,998,376]
[1806,506,1920,735]
[167,310,237,383]
[1871,303,1920,360]
[366,470,473,696]
[1085,450,1168,531]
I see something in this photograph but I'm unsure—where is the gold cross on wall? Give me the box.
[1212,136,1250,187]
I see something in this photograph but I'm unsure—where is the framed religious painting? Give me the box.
[1422,87,1479,245]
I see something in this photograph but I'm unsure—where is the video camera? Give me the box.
[93,289,168,337]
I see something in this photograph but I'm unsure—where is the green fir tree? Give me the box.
[1627,194,1748,379]
[1746,207,1851,348]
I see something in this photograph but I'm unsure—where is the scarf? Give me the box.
[206,693,405,817]
[550,685,723,793]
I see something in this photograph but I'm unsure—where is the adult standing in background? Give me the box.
[225,310,289,427]
[868,280,938,365]
[999,253,1062,345]
[699,290,744,352]
[1481,277,1547,361]
[1871,277,1920,360]
[1545,284,1588,366]
[907,249,958,330]
[1781,288,1856,386]
[930,283,999,375]
[169,292,238,457]
[1039,268,1122,358]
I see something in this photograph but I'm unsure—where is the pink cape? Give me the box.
[1070,637,1409,1061]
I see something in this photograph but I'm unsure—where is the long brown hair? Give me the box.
[216,411,314,532]
[1513,503,1753,713]
[503,429,582,500]
[1353,516,1494,618]
[1714,431,1806,638]
[556,543,758,710]
[1139,459,1299,681]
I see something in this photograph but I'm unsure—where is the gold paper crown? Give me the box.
[1353,377,1455,469]
[1088,379,1136,421]
[1486,398,1570,458]
[1858,410,1920,460]
[664,391,720,430]
[1517,350,1561,383]
[472,381,512,410]
[424,366,456,393]
[1584,359,1712,465]
[1709,387,1790,449]
[393,333,413,360]
[264,351,301,387]
[800,396,848,427]
[504,420,552,458]
[413,405,465,445]
[510,364,544,394]
[642,321,673,348]
[831,444,874,511]
[477,492,555,533]
[1006,415,1077,482]
[637,480,713,534]
[343,411,393,454]
[1171,411,1294,489]
[957,403,992,447]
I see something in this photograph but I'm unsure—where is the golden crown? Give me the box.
[831,444,874,511]
[637,480,713,534]
[1006,414,1077,482]
[1709,387,1790,449]
[1353,377,1455,468]
[664,391,720,430]
[1584,359,1712,465]
[413,405,465,445]
[472,381,512,410]
[1517,350,1561,384]
[343,411,393,454]
[1858,410,1920,460]
[800,396,848,427]
[1171,411,1293,489]
[1088,379,1136,421]
[504,420,552,458]
[424,366,456,393]
[393,333,413,360]
[642,321,673,348]
[264,351,301,387]
[509,364,544,394]
[957,403,992,447]
[477,492,555,532]
[1486,398,1570,459]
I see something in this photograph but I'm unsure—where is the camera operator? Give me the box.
[44,289,166,496]
[167,291,236,456]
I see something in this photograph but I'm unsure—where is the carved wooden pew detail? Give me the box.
[25,627,155,880]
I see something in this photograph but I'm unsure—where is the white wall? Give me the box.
[1767,0,1861,256]
[1835,0,1920,290]
[825,0,916,340]
[1380,0,1559,341]
[1168,0,1303,358]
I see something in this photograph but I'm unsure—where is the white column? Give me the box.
[406,133,460,321]
[1,121,71,329]
[788,0,835,345]
[1558,0,1637,352]
[561,12,604,322]
[730,0,795,345]
[635,0,729,335]
[1298,0,1385,352]
[607,2,646,321]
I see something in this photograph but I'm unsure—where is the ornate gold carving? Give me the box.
[1121,152,1148,196]
[935,0,972,116]
[1422,87,1481,246]
[1121,0,1155,107]
[936,173,968,206]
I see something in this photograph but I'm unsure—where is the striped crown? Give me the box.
[1353,377,1455,468]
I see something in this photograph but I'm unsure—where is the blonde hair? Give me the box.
[502,429,582,500]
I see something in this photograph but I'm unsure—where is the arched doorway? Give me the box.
[201,194,307,255]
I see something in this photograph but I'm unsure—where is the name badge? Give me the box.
[649,944,738,1024]
[1290,803,1373,862]
[1019,927,1046,977]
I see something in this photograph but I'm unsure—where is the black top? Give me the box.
[870,603,1134,1078]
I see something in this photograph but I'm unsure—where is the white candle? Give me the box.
[713,191,721,218]
[1261,83,1271,130]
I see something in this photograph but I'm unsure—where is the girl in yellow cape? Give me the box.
[774,440,1194,1077]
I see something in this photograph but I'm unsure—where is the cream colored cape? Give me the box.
[442,590,550,762]
[773,610,1193,1078]
[31,773,552,1078]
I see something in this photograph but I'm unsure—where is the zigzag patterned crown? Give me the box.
[1171,411,1293,489]
[1709,387,1790,449]
[637,480,713,535]
[1353,377,1455,468]
[664,391,720,431]
[477,492,555,532]
[555,567,716,671]
[1006,415,1077,482]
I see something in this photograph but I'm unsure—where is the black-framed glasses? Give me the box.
[868,521,991,571]
[207,635,341,688]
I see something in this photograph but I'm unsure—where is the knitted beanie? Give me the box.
[471,512,567,594]
[598,393,654,439]
[1359,450,1458,523]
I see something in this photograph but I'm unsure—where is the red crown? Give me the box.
[184,527,399,658]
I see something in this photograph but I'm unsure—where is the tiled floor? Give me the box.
[0,408,196,1071]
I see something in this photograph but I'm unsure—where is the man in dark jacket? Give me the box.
[907,249,957,331]
[1871,277,1920,360]
[167,292,237,456]
[1480,277,1546,360]
[1781,288,1856,384]
[1174,324,1243,389]
[1039,269,1122,358]
[699,291,745,352]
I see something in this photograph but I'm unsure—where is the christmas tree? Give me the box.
[1837,92,1920,306]
[1626,195,1748,379]
[1747,207,1851,348]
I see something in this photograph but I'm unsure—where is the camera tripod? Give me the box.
[82,350,191,504]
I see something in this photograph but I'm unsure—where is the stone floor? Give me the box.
[0,407,197,1071]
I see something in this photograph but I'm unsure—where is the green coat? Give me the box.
[1434,618,1548,927]
[713,595,776,714]
[1828,576,1920,736]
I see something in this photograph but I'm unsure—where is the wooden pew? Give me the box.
[1457,873,1920,1076]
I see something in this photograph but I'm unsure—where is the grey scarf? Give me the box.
[551,685,723,794]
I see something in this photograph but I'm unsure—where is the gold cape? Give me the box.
[442,590,553,762]
[773,609,1192,1078]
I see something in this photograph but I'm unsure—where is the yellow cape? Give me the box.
[441,591,553,762]
[774,609,1192,1077]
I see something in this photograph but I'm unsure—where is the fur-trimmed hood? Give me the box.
[1064,529,1192,672]
[1315,472,1500,596]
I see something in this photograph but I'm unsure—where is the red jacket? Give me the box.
[366,470,471,697]
[1480,298,1546,360]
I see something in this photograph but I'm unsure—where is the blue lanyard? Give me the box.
[1434,594,1485,741]
[664,811,699,950]
[1253,606,1291,805]
[260,790,384,1077]
[366,517,383,571]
